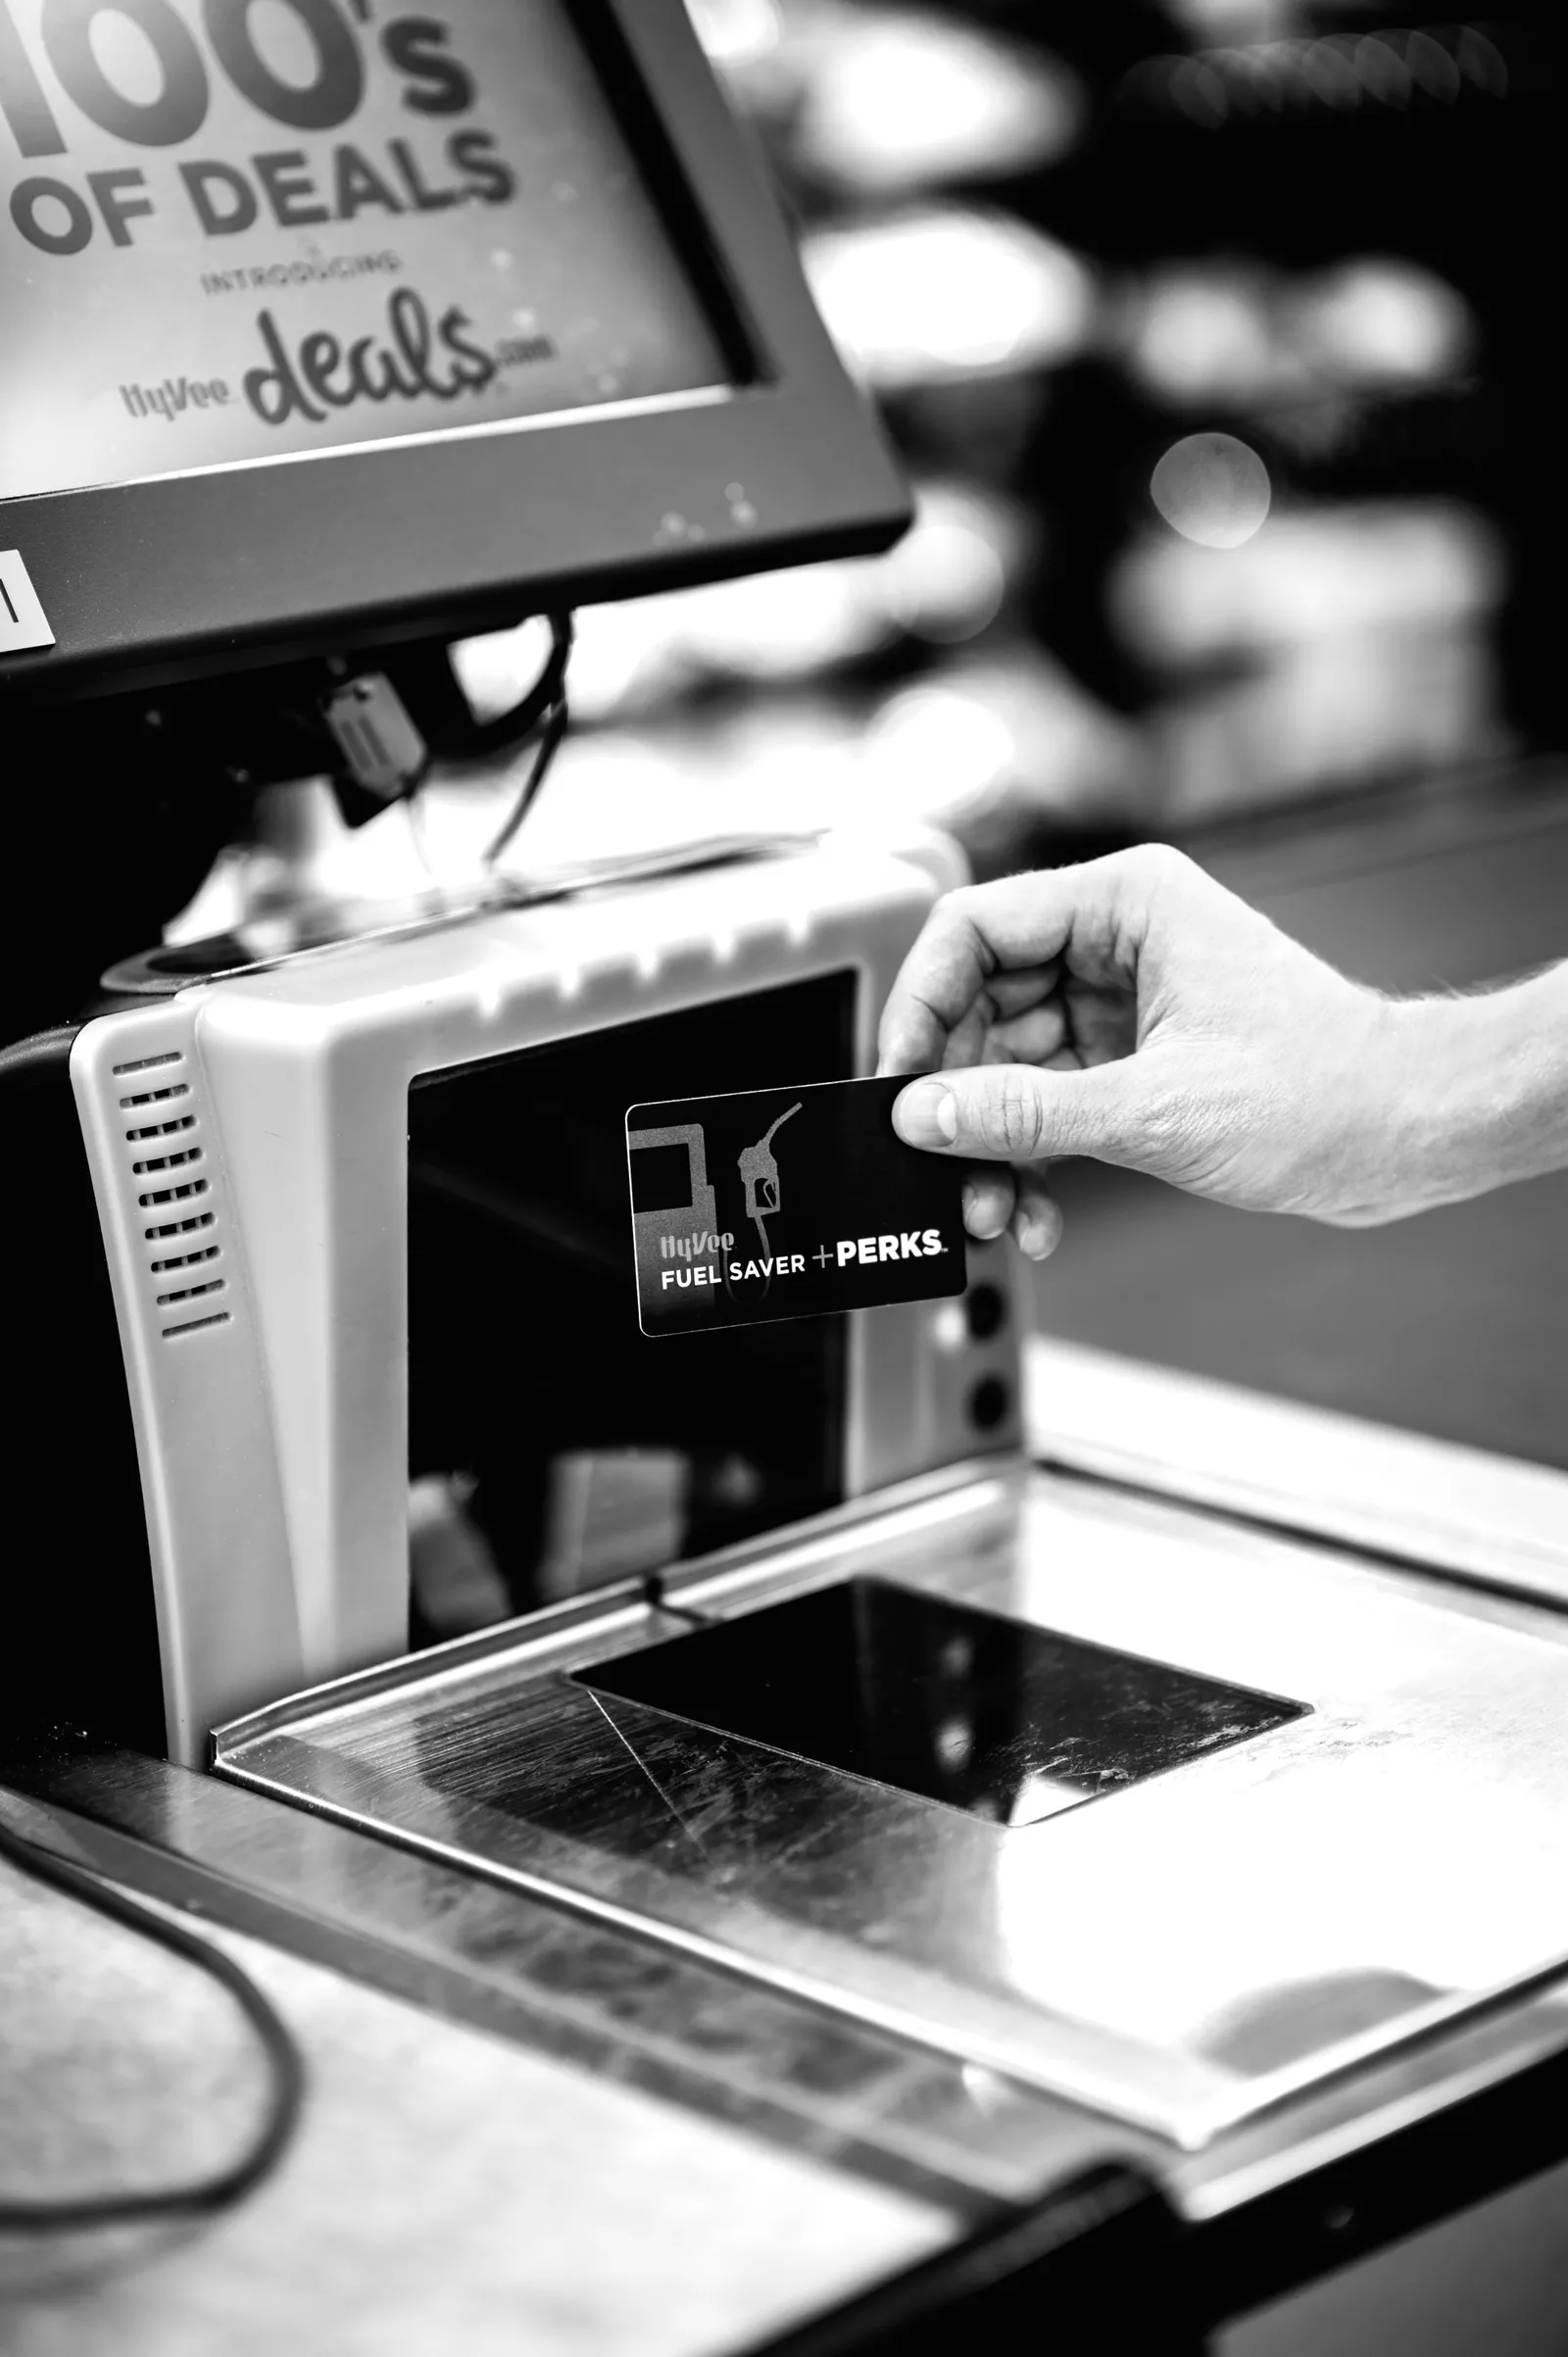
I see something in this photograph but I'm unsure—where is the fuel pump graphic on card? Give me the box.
[626,1076,965,1339]
[738,1102,801,1255]
[627,1121,726,1264]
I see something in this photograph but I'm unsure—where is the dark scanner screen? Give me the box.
[406,973,854,1643]
[578,1579,1309,1826]
[1,0,730,501]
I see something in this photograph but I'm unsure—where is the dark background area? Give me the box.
[580,1,1560,856]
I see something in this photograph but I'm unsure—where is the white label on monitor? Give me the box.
[0,0,730,503]
[0,551,55,652]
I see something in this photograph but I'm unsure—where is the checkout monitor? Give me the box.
[0,0,908,688]
[0,0,933,1769]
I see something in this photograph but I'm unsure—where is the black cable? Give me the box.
[0,1812,307,2234]
[446,610,575,766]
[480,612,576,867]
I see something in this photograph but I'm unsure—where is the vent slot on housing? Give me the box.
[126,1113,196,1143]
[131,1146,204,1177]
[138,1178,209,1209]
[106,1046,236,1345]
[120,1081,190,1110]
[150,1243,220,1275]
[145,1208,216,1242]
[156,1276,226,1309]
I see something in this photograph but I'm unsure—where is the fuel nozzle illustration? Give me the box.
[738,1102,802,1256]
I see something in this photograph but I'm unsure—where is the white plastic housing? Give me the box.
[73,835,1022,1764]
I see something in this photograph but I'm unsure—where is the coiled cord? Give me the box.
[0,1812,306,2234]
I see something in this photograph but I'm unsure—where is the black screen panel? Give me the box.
[406,972,855,1640]
[578,1578,1309,1826]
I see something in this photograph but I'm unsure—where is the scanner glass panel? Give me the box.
[577,1577,1309,1826]
[1,0,730,501]
[407,973,854,1637]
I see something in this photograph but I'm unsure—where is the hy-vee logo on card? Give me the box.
[626,1074,965,1337]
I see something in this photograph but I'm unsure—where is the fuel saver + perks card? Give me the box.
[626,1075,966,1338]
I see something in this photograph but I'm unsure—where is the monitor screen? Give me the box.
[0,0,733,502]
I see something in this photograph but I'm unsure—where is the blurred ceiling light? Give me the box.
[865,652,1144,829]
[1125,27,1498,120]
[1298,259,1473,385]
[1163,0,1297,34]
[531,650,1143,849]
[1150,433,1272,549]
[881,482,1018,643]
[1405,28,1460,99]
[793,11,1080,192]
[1115,502,1503,662]
[805,210,1094,389]
[561,564,888,713]
[1128,256,1472,406]
[1167,57,1228,123]
[1301,34,1360,107]
[681,699,866,827]
[1455,26,1507,96]
[1128,270,1279,403]
[559,483,1023,724]
[1353,33,1409,105]
[683,0,783,67]
[671,560,893,677]
[864,680,1019,825]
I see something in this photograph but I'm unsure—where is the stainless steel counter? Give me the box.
[0,1827,950,2357]
[213,1454,1568,2151]
[10,1339,1568,2351]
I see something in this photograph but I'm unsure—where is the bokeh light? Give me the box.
[1296,260,1473,386]
[793,11,1081,191]
[1150,433,1273,548]
[805,210,1095,388]
[682,0,783,69]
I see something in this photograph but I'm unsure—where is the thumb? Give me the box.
[892,1061,1145,1166]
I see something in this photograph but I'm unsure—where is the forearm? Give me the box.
[1375,963,1568,1218]
[879,853,1568,1237]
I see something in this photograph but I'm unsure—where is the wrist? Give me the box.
[1375,971,1568,1216]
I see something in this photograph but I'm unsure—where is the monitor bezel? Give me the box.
[1,0,909,697]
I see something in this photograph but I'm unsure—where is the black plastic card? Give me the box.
[626,1075,965,1337]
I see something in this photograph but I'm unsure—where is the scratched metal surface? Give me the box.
[0,1754,1134,2214]
[218,1463,1568,2148]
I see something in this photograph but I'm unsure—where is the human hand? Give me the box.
[878,845,1420,1257]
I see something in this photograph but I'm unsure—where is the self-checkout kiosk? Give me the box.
[7,2,1568,2345]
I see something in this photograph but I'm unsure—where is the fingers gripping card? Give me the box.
[626,1076,966,1337]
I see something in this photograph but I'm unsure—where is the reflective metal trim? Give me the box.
[1026,1335,1568,1610]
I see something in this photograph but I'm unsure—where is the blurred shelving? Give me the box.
[455,1,1557,875]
